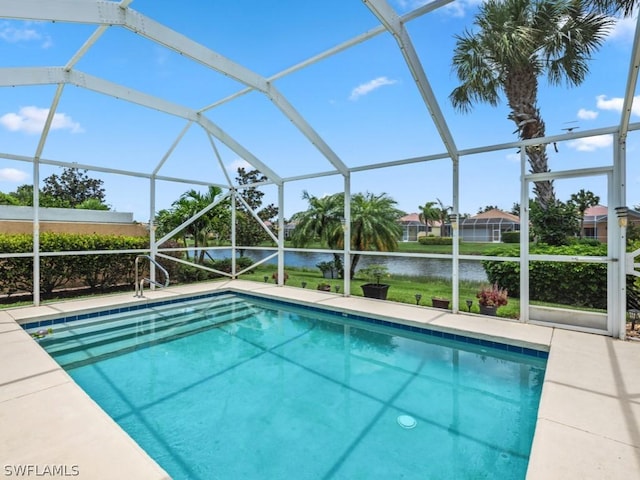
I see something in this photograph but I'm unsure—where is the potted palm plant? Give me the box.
[316,260,337,279]
[476,283,508,316]
[271,271,289,284]
[360,265,390,300]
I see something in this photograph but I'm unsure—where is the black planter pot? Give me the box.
[432,298,450,309]
[479,304,498,316]
[361,283,390,300]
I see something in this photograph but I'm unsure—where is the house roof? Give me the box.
[470,208,520,222]
[581,204,640,222]
[584,205,608,217]
[399,213,441,227]
[399,213,421,223]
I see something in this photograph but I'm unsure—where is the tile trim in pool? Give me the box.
[240,293,549,360]
[21,290,548,359]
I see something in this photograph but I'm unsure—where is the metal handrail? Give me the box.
[134,255,170,298]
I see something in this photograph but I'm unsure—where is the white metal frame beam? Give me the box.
[619,15,640,141]
[0,151,226,187]
[199,0,455,113]
[0,1,633,337]
[0,1,347,178]
[0,66,283,185]
[234,193,279,245]
[265,83,349,176]
[155,190,231,247]
[0,0,268,92]
[362,0,459,161]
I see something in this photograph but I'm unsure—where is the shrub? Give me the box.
[0,234,34,295]
[359,264,389,284]
[477,283,508,307]
[575,238,601,246]
[176,256,255,282]
[72,234,147,292]
[0,233,148,295]
[501,231,520,243]
[418,236,452,245]
[175,264,211,283]
[481,243,607,308]
[529,200,579,246]
[316,260,338,278]
[209,256,253,274]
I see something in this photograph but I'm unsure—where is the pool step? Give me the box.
[44,298,254,354]
[35,297,262,369]
[40,293,240,341]
[53,308,259,370]
[50,306,260,369]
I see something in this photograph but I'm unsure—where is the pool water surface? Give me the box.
[32,293,546,479]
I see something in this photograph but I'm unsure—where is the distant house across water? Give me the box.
[460,209,520,243]
[581,205,640,242]
[398,213,448,241]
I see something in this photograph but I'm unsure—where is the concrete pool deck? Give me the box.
[0,279,638,479]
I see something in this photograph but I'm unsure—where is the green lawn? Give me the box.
[395,241,500,255]
[239,264,520,318]
[252,240,507,255]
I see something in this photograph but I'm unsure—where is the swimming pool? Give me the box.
[29,292,546,479]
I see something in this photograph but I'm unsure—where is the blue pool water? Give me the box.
[32,293,546,479]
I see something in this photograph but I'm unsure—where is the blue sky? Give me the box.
[0,0,638,222]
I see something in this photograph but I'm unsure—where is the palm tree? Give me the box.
[290,191,343,248]
[418,201,440,235]
[290,191,402,279]
[587,0,636,16]
[156,186,228,264]
[569,189,600,239]
[343,192,403,279]
[435,197,452,237]
[450,0,612,209]
[290,191,344,272]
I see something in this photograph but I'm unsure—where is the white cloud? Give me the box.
[577,108,598,120]
[608,16,636,44]
[349,77,397,101]
[596,94,640,116]
[568,135,613,151]
[226,158,252,173]
[0,106,84,135]
[394,0,481,17]
[393,0,429,10]
[596,94,624,111]
[0,168,29,182]
[0,21,52,48]
[505,153,520,163]
[443,0,485,17]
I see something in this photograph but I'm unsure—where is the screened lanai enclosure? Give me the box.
[1,0,640,339]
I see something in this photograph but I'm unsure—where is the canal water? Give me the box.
[201,249,488,283]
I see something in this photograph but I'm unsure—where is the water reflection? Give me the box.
[199,249,488,282]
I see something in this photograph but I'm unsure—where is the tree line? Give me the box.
[0,167,108,210]
[2,0,636,262]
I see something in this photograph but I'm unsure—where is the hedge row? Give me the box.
[482,244,608,309]
[418,236,453,245]
[501,231,520,243]
[0,233,149,296]
[0,233,256,298]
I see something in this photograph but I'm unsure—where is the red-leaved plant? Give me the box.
[476,283,508,307]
